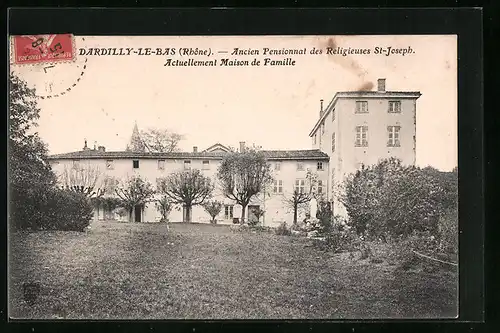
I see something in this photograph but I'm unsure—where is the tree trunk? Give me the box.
[185,205,192,223]
[293,203,298,225]
[240,205,246,224]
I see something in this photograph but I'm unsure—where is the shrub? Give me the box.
[438,208,458,255]
[202,200,223,224]
[339,158,453,241]
[275,222,292,236]
[156,196,174,223]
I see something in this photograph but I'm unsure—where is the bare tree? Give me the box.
[60,163,106,198]
[115,175,155,221]
[282,170,319,225]
[157,169,213,223]
[217,148,273,224]
[140,127,184,153]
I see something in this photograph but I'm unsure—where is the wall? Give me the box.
[49,156,328,226]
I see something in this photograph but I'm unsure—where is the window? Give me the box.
[275,162,281,171]
[273,180,283,193]
[133,160,139,169]
[104,177,118,195]
[331,169,335,192]
[72,159,80,169]
[158,159,165,170]
[321,121,325,135]
[184,160,191,170]
[224,205,234,219]
[105,160,114,170]
[295,179,306,193]
[331,108,336,122]
[331,133,336,153]
[317,180,323,194]
[387,126,401,147]
[297,162,305,171]
[355,101,368,114]
[317,162,324,171]
[355,126,368,147]
[202,160,210,170]
[388,101,402,113]
[313,134,317,145]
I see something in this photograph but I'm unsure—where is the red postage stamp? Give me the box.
[11,34,75,65]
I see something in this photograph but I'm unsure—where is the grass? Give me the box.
[9,221,458,319]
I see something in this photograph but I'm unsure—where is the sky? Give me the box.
[11,35,457,171]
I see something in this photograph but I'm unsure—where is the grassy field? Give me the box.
[8,221,458,319]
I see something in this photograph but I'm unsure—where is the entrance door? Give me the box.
[134,205,142,222]
[248,205,260,224]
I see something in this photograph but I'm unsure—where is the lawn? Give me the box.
[8,221,458,319]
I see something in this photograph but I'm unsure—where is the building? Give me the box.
[48,140,329,227]
[309,78,421,216]
[47,78,420,224]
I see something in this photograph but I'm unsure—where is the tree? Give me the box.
[141,127,184,153]
[115,176,155,221]
[157,169,213,223]
[60,163,106,198]
[202,200,223,224]
[155,196,174,223]
[9,73,58,229]
[217,148,273,224]
[282,170,318,225]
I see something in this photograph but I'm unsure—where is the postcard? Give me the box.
[9,34,458,319]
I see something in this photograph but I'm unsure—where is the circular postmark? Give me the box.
[10,35,88,99]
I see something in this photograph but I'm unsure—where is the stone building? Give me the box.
[47,78,420,225]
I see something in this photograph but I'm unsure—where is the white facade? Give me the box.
[309,78,421,215]
[48,145,329,227]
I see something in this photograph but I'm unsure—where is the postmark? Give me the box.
[11,34,75,65]
[10,35,88,99]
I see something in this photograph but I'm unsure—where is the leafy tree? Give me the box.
[115,176,155,221]
[339,158,446,240]
[9,73,58,229]
[202,200,223,224]
[217,148,273,224]
[157,169,213,223]
[282,170,318,225]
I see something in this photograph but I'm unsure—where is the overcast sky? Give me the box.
[12,35,457,171]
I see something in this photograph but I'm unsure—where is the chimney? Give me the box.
[193,146,198,153]
[83,139,89,151]
[377,78,386,92]
[93,141,97,150]
[239,141,246,152]
[319,99,324,118]
[98,146,106,152]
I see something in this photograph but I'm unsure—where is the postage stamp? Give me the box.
[11,34,75,65]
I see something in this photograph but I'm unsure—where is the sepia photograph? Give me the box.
[8,34,458,319]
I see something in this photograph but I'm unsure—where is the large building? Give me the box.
[47,78,420,226]
[309,78,421,215]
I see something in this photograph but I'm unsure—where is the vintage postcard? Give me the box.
[9,35,458,319]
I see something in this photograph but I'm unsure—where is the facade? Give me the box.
[47,141,329,227]
[47,78,420,224]
[309,78,421,215]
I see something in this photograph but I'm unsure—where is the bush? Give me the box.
[339,158,455,240]
[13,188,93,232]
[275,222,292,236]
[438,208,458,255]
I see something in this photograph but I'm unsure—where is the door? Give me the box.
[134,205,142,222]
[248,205,260,224]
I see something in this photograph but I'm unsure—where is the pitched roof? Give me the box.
[47,149,329,161]
[203,143,231,153]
